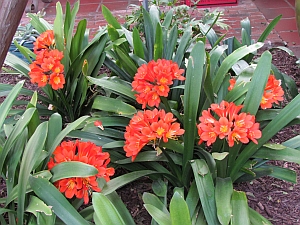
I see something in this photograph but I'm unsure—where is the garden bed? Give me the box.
[2,48,298,224]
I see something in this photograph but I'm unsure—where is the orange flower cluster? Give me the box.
[48,140,115,204]
[228,75,284,109]
[197,101,262,147]
[29,30,65,90]
[124,109,185,161]
[132,59,185,109]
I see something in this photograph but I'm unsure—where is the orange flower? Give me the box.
[228,78,236,91]
[29,31,65,90]
[33,30,55,53]
[214,117,232,139]
[133,59,185,109]
[124,109,184,161]
[247,122,262,144]
[49,73,65,90]
[29,62,48,87]
[197,101,261,147]
[228,75,284,109]
[48,140,115,204]
[228,127,249,147]
[260,75,284,109]
[198,123,217,146]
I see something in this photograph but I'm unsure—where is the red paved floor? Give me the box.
[21,0,300,57]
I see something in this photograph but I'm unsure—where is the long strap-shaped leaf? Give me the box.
[170,192,191,225]
[102,5,122,29]
[93,193,127,225]
[215,177,233,225]
[182,42,205,185]
[230,93,300,181]
[258,15,282,42]
[29,176,90,225]
[0,108,36,174]
[212,43,264,95]
[101,170,158,195]
[87,76,136,100]
[50,161,98,182]
[4,52,30,76]
[242,51,272,115]
[43,116,89,169]
[17,122,48,225]
[143,8,154,60]
[191,159,220,225]
[231,191,250,225]
[0,81,24,128]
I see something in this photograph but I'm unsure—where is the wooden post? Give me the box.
[0,0,29,68]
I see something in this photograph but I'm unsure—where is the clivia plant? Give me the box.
[1,1,300,225]
[3,1,108,123]
[81,5,300,225]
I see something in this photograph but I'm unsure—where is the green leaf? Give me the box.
[154,24,163,60]
[46,113,62,151]
[70,19,87,62]
[242,51,272,115]
[170,192,191,225]
[212,152,229,160]
[142,192,169,215]
[101,170,158,195]
[143,8,154,60]
[215,177,233,225]
[65,1,79,60]
[26,196,52,217]
[185,181,199,219]
[144,204,171,225]
[173,27,192,65]
[231,90,300,181]
[53,2,65,52]
[253,144,300,164]
[190,159,219,225]
[0,108,36,174]
[102,5,122,29]
[17,122,48,224]
[92,96,137,115]
[29,176,89,225]
[51,161,98,182]
[258,15,282,42]
[13,40,35,63]
[106,191,136,225]
[133,28,145,59]
[87,76,135,100]
[213,43,264,94]
[102,141,124,149]
[248,207,272,225]
[152,179,168,197]
[4,52,30,76]
[92,193,126,225]
[115,46,138,77]
[231,191,250,225]
[27,13,52,33]
[6,170,52,206]
[45,116,89,168]
[260,165,297,183]
[164,25,178,60]
[182,42,205,183]
[0,81,24,128]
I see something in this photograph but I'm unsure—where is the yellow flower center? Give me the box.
[156,127,165,136]
[220,125,228,133]
[53,76,61,84]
